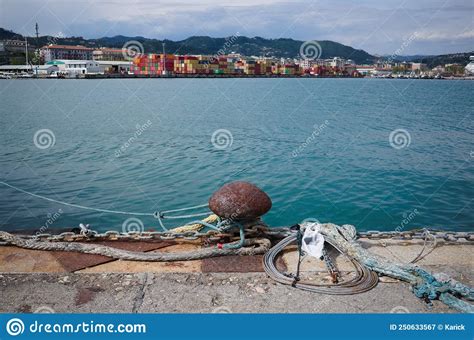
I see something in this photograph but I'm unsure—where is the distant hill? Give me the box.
[386,52,473,67]
[0,28,20,40]
[409,52,473,68]
[389,55,435,62]
[0,27,375,64]
[94,35,376,63]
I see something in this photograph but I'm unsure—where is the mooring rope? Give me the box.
[316,222,474,313]
[0,230,271,261]
[0,180,209,220]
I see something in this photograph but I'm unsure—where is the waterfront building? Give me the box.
[96,60,132,74]
[465,56,474,75]
[312,59,326,67]
[40,45,93,62]
[432,65,445,74]
[411,63,428,72]
[0,65,33,74]
[343,64,357,76]
[374,61,392,70]
[35,64,60,75]
[444,63,465,76]
[391,61,411,74]
[0,64,59,76]
[329,57,345,68]
[46,59,100,77]
[356,65,376,76]
[300,58,321,70]
[0,39,36,53]
[93,48,128,61]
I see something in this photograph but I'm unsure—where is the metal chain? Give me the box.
[357,229,474,242]
[321,247,340,283]
[3,222,270,244]
[1,226,472,244]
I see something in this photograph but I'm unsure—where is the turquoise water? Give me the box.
[0,78,472,232]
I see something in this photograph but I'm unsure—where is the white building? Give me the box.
[329,57,345,68]
[40,45,93,62]
[0,64,59,76]
[465,56,474,75]
[0,65,33,74]
[35,65,59,75]
[411,63,428,72]
[299,59,317,70]
[46,60,100,77]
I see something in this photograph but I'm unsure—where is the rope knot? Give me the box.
[79,223,94,237]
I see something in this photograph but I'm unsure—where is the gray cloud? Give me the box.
[1,0,473,55]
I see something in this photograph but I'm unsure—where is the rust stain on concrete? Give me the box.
[75,287,104,306]
[77,243,202,273]
[0,247,66,273]
[53,241,174,272]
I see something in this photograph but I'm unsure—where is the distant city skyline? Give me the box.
[1,0,473,55]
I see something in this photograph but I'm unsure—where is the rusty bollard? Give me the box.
[208,181,272,220]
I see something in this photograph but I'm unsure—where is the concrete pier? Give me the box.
[0,237,472,313]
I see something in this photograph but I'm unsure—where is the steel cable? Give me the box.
[263,232,379,295]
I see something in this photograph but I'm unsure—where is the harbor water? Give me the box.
[0,78,472,232]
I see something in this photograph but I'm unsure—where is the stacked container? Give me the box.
[131,53,176,75]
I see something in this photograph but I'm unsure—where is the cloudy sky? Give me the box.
[1,0,473,55]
